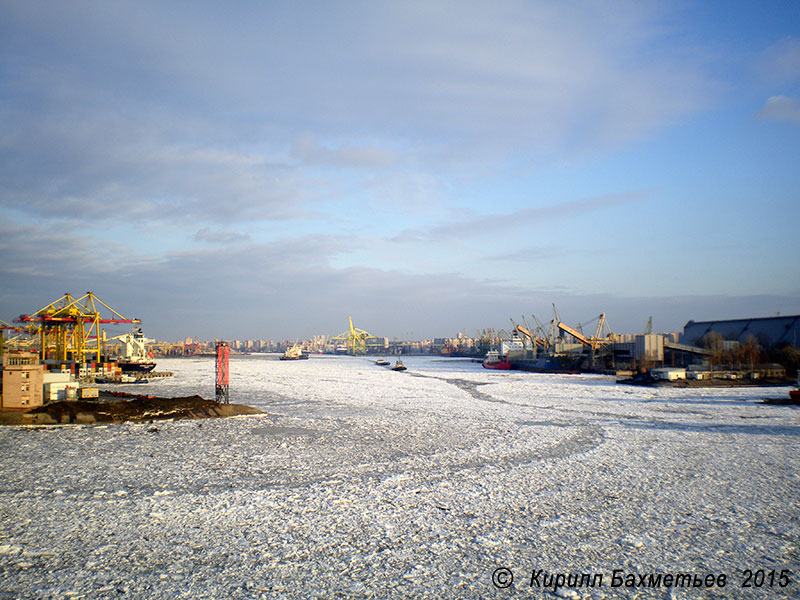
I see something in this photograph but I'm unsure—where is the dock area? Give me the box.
[82,371,174,384]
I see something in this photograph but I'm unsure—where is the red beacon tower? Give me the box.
[215,341,229,404]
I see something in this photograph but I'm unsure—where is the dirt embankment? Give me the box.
[0,392,264,425]
[617,376,794,388]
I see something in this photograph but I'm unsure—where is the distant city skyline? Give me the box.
[2,2,799,341]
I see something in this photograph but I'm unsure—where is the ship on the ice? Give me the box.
[482,350,511,370]
[501,310,613,373]
[505,351,581,373]
[280,344,309,361]
[109,328,157,373]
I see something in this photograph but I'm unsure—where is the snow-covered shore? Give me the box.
[1,355,798,599]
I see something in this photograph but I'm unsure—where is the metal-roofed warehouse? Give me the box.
[680,315,800,348]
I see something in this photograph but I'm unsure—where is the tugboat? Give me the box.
[790,374,800,402]
[764,375,800,405]
[280,344,309,361]
[392,359,407,371]
[110,328,157,373]
[482,349,511,370]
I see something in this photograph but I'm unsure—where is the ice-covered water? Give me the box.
[1,355,798,599]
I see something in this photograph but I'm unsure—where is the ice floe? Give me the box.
[0,354,798,598]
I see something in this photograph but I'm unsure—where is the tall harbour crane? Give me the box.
[556,313,614,352]
[330,316,381,355]
[644,316,653,335]
[530,314,553,348]
[511,318,549,349]
[13,292,140,364]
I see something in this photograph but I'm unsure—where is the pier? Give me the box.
[82,371,174,384]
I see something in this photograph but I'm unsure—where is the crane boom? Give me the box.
[514,324,549,347]
[557,320,613,348]
[557,321,592,346]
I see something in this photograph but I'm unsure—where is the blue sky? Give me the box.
[1,0,799,341]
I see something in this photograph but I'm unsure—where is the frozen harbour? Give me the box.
[1,355,798,599]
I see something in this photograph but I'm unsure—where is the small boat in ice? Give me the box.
[790,375,800,402]
[482,350,511,370]
[392,359,407,371]
[280,344,309,361]
[765,375,800,405]
[375,358,390,366]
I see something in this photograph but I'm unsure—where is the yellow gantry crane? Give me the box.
[330,316,380,355]
[13,292,140,364]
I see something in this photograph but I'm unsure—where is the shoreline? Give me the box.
[0,391,264,425]
[616,376,794,388]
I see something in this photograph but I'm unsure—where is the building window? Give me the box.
[8,357,34,366]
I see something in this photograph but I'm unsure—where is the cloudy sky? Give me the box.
[1,1,799,342]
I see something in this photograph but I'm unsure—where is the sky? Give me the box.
[1,0,799,342]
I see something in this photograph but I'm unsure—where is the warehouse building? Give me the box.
[680,315,800,348]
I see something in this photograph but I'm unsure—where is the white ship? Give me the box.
[280,344,309,361]
[110,328,157,373]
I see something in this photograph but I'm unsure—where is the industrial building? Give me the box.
[0,350,94,409]
[681,315,800,348]
[1,351,44,410]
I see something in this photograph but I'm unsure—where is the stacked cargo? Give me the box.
[42,371,79,403]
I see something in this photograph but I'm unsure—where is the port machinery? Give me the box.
[330,316,383,355]
[9,292,142,365]
[508,307,619,370]
[513,308,616,352]
[556,313,616,352]
[511,316,550,351]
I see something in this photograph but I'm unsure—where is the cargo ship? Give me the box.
[483,331,581,373]
[280,344,309,360]
[112,328,157,373]
[506,349,581,374]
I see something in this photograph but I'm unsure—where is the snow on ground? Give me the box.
[1,355,798,599]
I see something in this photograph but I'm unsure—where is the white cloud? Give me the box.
[394,191,646,242]
[291,134,397,167]
[3,229,798,340]
[2,1,714,154]
[4,2,796,341]
[0,1,715,237]
[756,37,800,84]
[0,109,315,223]
[194,228,251,244]
[758,95,800,124]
